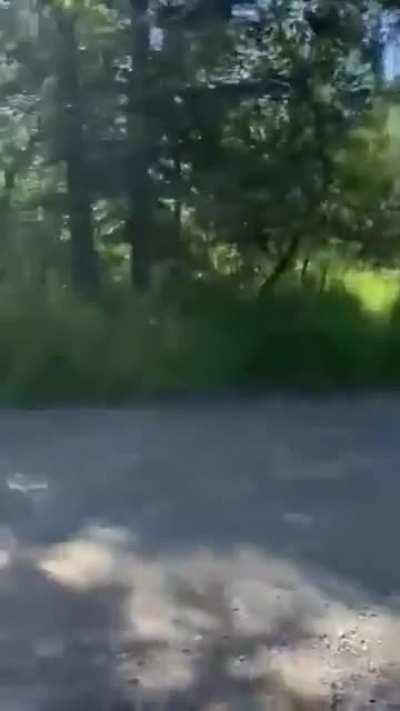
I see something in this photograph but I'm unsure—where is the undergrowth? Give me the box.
[1,272,400,404]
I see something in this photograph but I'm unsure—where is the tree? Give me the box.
[0,0,395,295]
[52,5,100,293]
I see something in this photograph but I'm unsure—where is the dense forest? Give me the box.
[2,0,400,401]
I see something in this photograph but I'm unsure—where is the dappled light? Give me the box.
[2,526,400,709]
[0,401,400,707]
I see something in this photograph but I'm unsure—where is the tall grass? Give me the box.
[0,270,400,404]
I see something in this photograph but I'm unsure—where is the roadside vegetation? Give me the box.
[1,267,400,404]
[2,0,400,403]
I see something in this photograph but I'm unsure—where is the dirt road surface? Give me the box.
[1,395,400,710]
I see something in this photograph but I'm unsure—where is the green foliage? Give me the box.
[1,0,400,401]
[0,273,400,404]
[340,267,400,315]
[0,0,387,289]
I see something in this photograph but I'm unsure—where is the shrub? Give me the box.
[0,275,399,404]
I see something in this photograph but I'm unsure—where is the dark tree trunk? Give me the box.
[0,167,15,221]
[66,154,99,295]
[0,167,15,277]
[127,202,152,290]
[301,256,310,284]
[127,0,155,290]
[165,20,185,266]
[319,264,329,293]
[260,233,301,293]
[56,12,99,295]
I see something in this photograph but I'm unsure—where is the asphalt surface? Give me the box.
[1,395,400,709]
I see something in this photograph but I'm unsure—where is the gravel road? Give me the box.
[1,394,400,710]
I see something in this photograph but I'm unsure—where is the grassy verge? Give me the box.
[1,270,400,404]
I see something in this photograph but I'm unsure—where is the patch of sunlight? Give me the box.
[7,471,48,493]
[39,538,117,590]
[6,525,399,708]
[342,269,400,317]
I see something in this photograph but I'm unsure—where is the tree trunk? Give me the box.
[127,0,155,290]
[0,167,16,279]
[66,154,99,295]
[260,233,301,293]
[319,264,329,293]
[127,203,152,290]
[56,11,99,295]
[301,256,310,284]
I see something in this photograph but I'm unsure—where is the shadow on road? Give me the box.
[1,396,400,708]
[0,526,400,709]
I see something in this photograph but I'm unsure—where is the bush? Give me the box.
[0,276,399,404]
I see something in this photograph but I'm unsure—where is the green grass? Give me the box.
[1,269,400,404]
